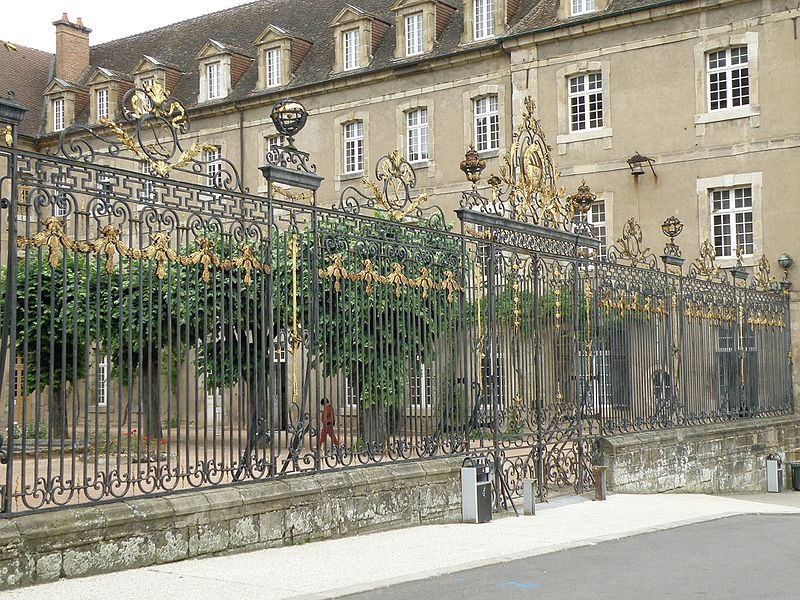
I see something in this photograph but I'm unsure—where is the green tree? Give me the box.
[13,251,98,439]
[302,215,462,449]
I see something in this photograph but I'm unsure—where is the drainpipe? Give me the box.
[235,102,245,185]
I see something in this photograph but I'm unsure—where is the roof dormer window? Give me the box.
[474,0,495,40]
[405,12,424,56]
[391,1,454,59]
[44,78,88,133]
[571,0,596,16]
[330,6,389,74]
[207,62,222,99]
[196,39,253,103]
[462,0,515,44]
[96,88,108,120]
[265,47,282,87]
[53,98,65,131]
[343,29,361,70]
[253,25,311,91]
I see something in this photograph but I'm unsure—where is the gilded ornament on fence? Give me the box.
[99,118,215,178]
[125,80,187,129]
[17,217,271,285]
[3,125,12,148]
[754,255,776,291]
[690,240,720,281]
[317,255,464,301]
[610,218,652,268]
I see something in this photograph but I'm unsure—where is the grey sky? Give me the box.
[1,1,255,52]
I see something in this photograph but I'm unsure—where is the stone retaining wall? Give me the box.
[601,415,800,494]
[0,458,463,590]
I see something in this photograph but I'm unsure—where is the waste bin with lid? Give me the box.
[461,457,493,523]
[789,462,800,492]
[766,453,783,493]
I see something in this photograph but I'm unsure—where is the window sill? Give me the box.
[476,149,500,160]
[336,171,365,183]
[408,159,431,169]
[714,256,756,269]
[695,105,760,125]
[556,127,613,145]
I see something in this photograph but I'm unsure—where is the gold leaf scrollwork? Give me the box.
[385,263,410,299]
[126,81,187,129]
[17,218,269,286]
[611,218,652,268]
[691,240,720,281]
[319,254,348,292]
[754,255,776,291]
[350,259,381,296]
[182,238,222,283]
[98,118,215,179]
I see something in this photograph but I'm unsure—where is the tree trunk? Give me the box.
[361,403,388,454]
[49,385,68,439]
[140,351,162,441]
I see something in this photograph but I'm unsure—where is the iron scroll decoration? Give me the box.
[460,96,574,231]
[266,99,317,174]
[54,81,246,192]
[335,150,447,229]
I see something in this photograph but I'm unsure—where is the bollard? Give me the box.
[592,465,607,501]
[522,479,536,515]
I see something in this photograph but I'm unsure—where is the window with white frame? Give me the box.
[711,186,753,259]
[343,29,360,71]
[52,98,65,131]
[473,0,495,40]
[409,360,433,406]
[406,108,429,163]
[707,47,749,112]
[266,47,282,87]
[204,146,222,187]
[140,161,156,204]
[474,95,499,152]
[343,121,364,174]
[206,62,222,99]
[54,174,68,217]
[206,387,222,425]
[568,72,603,132]
[576,199,607,260]
[266,134,286,157]
[96,88,109,120]
[405,12,424,56]
[97,356,109,406]
[571,0,596,16]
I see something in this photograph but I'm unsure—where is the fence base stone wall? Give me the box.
[601,415,800,494]
[0,458,463,590]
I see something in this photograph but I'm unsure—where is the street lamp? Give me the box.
[778,254,793,283]
[627,151,655,177]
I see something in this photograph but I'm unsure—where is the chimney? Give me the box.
[53,13,91,82]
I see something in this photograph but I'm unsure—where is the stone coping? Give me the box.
[601,414,800,450]
[0,456,464,589]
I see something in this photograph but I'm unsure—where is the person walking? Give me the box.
[319,398,339,448]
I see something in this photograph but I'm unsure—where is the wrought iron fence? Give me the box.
[0,89,791,514]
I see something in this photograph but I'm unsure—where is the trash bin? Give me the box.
[789,462,800,492]
[461,457,492,523]
[766,453,784,493]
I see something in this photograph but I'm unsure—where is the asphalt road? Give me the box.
[343,515,800,600]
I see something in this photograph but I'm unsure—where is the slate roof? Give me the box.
[1,0,689,138]
[506,0,684,35]
[0,43,54,139]
[85,0,484,114]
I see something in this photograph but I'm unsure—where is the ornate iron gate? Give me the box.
[0,89,791,514]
